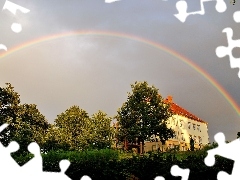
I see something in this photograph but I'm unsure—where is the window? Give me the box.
[179,120,183,127]
[199,136,202,143]
[197,125,201,132]
[176,131,179,139]
[173,132,177,139]
[193,124,196,130]
[194,135,196,142]
[181,133,185,141]
[188,122,191,129]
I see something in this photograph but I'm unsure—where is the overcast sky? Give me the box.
[0,0,239,142]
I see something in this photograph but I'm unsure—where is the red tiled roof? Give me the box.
[165,96,207,124]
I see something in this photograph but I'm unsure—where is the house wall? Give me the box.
[112,114,209,152]
[144,114,209,152]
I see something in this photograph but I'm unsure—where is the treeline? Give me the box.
[0,82,233,179]
[0,83,114,155]
[0,81,176,155]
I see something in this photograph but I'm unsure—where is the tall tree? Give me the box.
[88,110,114,149]
[0,83,50,155]
[54,106,114,151]
[41,124,71,152]
[13,104,50,154]
[54,105,90,150]
[116,81,174,152]
[0,83,21,146]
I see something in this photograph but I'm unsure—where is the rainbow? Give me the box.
[1,30,240,116]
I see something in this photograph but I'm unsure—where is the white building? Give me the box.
[145,96,209,152]
[112,95,210,152]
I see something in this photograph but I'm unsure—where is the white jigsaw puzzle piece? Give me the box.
[2,0,30,33]
[171,165,190,180]
[154,164,190,180]
[233,11,240,23]
[155,176,165,180]
[105,0,120,3]
[216,28,240,70]
[0,44,7,51]
[20,142,43,175]
[215,11,240,78]
[0,123,93,180]
[2,0,30,15]
[205,132,240,179]
[80,175,92,180]
[0,124,22,179]
[174,0,226,22]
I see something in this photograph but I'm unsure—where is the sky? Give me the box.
[0,0,239,142]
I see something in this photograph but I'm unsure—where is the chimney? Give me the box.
[166,95,173,103]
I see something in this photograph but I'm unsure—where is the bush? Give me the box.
[12,148,234,180]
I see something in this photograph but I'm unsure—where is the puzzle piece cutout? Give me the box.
[0,123,92,180]
[216,11,240,78]
[105,0,121,3]
[204,132,240,180]
[174,0,226,22]
[233,11,240,23]
[0,44,7,51]
[2,0,30,33]
[0,1,30,51]
[154,165,190,180]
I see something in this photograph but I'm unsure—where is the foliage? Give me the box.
[53,106,113,151]
[54,105,90,151]
[0,83,50,155]
[237,132,240,139]
[13,147,234,180]
[116,81,174,146]
[87,110,114,149]
[0,83,20,145]
[13,104,50,154]
[41,124,71,153]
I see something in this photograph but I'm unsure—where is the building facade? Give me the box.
[113,96,209,152]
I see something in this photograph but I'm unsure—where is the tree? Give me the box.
[13,104,50,154]
[54,106,114,151]
[87,110,114,149]
[0,83,50,155]
[41,124,71,153]
[54,105,90,150]
[116,81,174,153]
[0,83,20,146]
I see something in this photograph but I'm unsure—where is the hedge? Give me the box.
[12,149,233,180]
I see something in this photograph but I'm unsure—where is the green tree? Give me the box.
[54,106,114,151]
[88,110,114,149]
[0,83,20,146]
[41,124,71,152]
[0,83,50,155]
[13,104,50,154]
[116,81,174,152]
[54,105,90,150]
